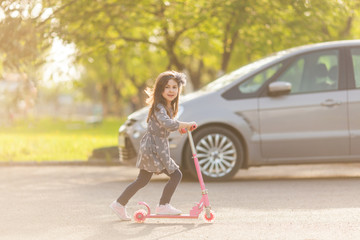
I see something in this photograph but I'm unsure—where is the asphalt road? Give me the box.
[1,163,360,240]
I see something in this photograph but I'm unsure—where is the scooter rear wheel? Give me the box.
[203,210,215,223]
[134,209,147,223]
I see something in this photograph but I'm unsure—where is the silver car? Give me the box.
[119,40,360,181]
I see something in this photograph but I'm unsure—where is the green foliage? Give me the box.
[0,0,51,71]
[2,0,359,117]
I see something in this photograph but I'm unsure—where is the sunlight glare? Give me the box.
[42,38,79,86]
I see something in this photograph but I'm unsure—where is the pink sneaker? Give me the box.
[155,204,182,215]
[109,201,131,221]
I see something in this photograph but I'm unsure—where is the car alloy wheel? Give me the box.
[184,126,243,181]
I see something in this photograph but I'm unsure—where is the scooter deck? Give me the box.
[146,214,198,219]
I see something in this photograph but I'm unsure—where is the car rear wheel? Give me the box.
[184,126,244,181]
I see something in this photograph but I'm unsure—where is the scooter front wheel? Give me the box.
[134,209,147,223]
[202,210,215,223]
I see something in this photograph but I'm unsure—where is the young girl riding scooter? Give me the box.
[110,70,196,220]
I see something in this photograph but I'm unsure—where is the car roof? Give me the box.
[216,40,360,92]
[247,39,360,72]
[279,39,360,57]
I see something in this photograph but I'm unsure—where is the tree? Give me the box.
[0,0,51,72]
[18,0,360,117]
[0,0,53,121]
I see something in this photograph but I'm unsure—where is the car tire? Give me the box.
[184,126,244,181]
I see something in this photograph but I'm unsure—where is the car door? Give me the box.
[258,49,350,161]
[348,48,360,156]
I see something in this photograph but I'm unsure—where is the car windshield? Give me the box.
[202,51,288,92]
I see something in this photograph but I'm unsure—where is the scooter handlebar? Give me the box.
[180,124,197,134]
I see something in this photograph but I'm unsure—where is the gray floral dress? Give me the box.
[136,103,180,174]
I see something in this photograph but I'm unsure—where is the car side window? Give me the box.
[238,63,282,93]
[275,50,339,94]
[350,48,360,88]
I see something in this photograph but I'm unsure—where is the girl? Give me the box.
[110,70,196,220]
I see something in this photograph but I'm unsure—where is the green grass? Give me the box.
[0,117,125,162]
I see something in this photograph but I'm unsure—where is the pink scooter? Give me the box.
[133,125,215,223]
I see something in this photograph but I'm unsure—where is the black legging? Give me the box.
[117,169,182,206]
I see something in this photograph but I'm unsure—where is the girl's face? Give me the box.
[162,79,179,105]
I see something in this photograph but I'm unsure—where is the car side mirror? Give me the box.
[268,81,292,96]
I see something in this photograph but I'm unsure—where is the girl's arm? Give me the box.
[154,104,180,131]
[155,104,196,132]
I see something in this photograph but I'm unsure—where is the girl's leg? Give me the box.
[159,169,183,205]
[117,169,153,206]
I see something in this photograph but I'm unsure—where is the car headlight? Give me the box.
[119,124,126,133]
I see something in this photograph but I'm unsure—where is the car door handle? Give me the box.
[321,99,342,107]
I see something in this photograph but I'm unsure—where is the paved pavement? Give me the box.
[1,163,360,240]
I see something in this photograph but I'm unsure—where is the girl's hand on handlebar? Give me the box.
[187,122,197,131]
[179,122,197,134]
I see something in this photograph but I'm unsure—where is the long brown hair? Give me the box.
[146,70,186,122]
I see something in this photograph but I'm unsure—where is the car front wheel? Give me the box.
[184,126,244,181]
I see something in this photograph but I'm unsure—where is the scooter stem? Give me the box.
[187,130,206,192]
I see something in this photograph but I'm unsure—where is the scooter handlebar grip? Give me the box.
[180,124,197,133]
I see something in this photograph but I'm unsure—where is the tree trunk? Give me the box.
[105,53,122,116]
[100,84,109,115]
[339,16,353,38]
[166,43,185,71]
[188,59,204,90]
[221,20,240,73]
